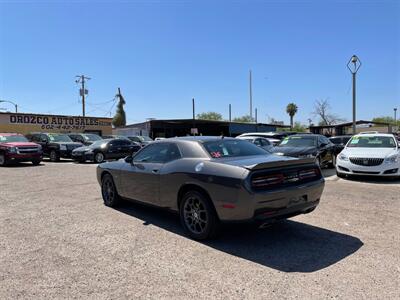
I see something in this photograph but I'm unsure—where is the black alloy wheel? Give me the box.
[101,174,120,207]
[50,150,60,162]
[180,191,219,240]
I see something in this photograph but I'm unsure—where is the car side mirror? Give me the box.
[41,138,48,143]
[319,143,327,148]
[125,156,133,164]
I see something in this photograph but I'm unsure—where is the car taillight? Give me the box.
[252,173,285,188]
[298,168,320,180]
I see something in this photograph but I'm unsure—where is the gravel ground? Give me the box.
[0,160,399,299]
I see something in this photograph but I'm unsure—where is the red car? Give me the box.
[0,133,43,166]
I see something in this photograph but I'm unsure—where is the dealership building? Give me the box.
[113,118,289,138]
[0,112,113,136]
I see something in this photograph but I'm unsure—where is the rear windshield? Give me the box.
[347,136,397,148]
[278,136,316,147]
[0,135,29,143]
[202,139,267,158]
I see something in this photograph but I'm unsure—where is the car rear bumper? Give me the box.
[216,178,325,222]
[336,161,400,176]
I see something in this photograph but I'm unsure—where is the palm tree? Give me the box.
[286,103,298,129]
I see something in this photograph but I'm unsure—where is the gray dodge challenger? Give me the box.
[97,136,325,240]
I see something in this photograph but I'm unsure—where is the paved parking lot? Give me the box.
[0,160,399,299]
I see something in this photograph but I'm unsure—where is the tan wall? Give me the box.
[0,113,112,135]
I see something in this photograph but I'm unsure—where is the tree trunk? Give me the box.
[290,116,293,129]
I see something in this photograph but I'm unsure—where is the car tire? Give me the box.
[101,174,121,207]
[94,152,105,163]
[49,150,60,162]
[0,153,8,167]
[179,190,220,240]
[32,159,41,166]
[328,155,336,169]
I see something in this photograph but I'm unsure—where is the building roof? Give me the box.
[123,118,290,128]
[309,120,391,129]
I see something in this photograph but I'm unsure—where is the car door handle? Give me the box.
[152,169,159,174]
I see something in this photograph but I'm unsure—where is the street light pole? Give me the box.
[347,55,362,135]
[394,107,397,126]
[0,100,18,113]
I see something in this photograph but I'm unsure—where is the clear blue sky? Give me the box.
[0,0,399,125]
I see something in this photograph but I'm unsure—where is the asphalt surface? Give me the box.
[0,160,399,299]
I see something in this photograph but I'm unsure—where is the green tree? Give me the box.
[286,102,298,129]
[196,111,223,121]
[292,122,307,132]
[112,88,126,127]
[372,116,400,126]
[233,115,254,123]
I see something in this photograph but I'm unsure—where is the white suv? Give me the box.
[336,132,400,177]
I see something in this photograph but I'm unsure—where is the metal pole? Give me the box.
[249,70,253,120]
[352,72,356,134]
[15,104,17,113]
[192,98,195,136]
[229,104,232,137]
[394,108,397,124]
[81,75,86,117]
[255,108,258,123]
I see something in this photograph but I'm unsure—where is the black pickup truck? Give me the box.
[26,133,83,162]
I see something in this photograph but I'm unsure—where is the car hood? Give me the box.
[271,146,317,156]
[1,142,39,147]
[214,154,315,170]
[342,147,398,158]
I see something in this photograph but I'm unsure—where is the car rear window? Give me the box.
[202,139,267,158]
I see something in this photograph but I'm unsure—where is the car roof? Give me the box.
[354,133,395,137]
[289,134,319,138]
[167,136,236,143]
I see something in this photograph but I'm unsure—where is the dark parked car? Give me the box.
[26,133,83,162]
[67,133,103,146]
[97,137,324,240]
[127,135,153,147]
[329,135,352,153]
[236,135,273,152]
[72,138,141,163]
[272,134,336,168]
[0,133,42,166]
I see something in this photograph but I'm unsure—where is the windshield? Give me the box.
[347,136,397,148]
[48,134,73,142]
[203,139,268,158]
[140,136,153,142]
[83,134,102,142]
[0,135,29,143]
[278,136,316,147]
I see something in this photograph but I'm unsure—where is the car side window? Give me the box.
[260,138,270,146]
[134,143,180,163]
[253,139,262,146]
[120,140,132,146]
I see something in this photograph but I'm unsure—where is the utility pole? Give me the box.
[75,75,91,117]
[229,104,232,137]
[255,108,258,123]
[347,55,361,135]
[192,98,196,136]
[394,108,397,125]
[249,69,253,120]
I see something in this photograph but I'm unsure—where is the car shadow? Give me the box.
[115,201,363,273]
[341,175,400,185]
[1,162,44,168]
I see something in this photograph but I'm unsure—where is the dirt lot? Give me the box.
[0,161,399,299]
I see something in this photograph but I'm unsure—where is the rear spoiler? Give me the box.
[243,158,316,171]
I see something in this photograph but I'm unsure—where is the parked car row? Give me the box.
[0,132,154,166]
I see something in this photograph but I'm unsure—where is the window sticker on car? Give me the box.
[222,147,229,155]
[0,136,6,141]
[281,138,289,145]
[350,138,359,144]
[210,151,222,158]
